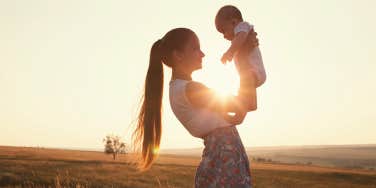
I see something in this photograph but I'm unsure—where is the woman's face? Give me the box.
[178,35,205,72]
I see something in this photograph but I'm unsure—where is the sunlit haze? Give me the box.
[1,0,375,150]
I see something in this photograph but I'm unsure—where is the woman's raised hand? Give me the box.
[246,29,259,48]
[238,29,259,60]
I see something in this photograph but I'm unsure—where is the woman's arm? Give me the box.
[238,73,257,111]
[185,29,259,115]
[185,81,253,113]
[237,29,259,111]
[184,81,252,126]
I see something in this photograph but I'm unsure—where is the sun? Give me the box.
[193,61,240,97]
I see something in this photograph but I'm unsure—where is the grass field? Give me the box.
[1,146,376,188]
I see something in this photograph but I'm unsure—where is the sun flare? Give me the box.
[193,61,240,97]
[153,147,160,154]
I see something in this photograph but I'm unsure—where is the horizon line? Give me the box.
[1,143,376,152]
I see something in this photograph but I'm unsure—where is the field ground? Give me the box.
[1,146,376,188]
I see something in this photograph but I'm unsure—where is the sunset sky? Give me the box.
[1,0,375,150]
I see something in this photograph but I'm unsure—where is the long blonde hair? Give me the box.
[132,28,195,170]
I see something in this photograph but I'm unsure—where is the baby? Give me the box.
[215,5,266,88]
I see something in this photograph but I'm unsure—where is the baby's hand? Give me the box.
[221,51,234,64]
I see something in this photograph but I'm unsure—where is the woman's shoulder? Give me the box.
[170,79,207,91]
[170,79,213,108]
[185,81,215,108]
[185,81,208,91]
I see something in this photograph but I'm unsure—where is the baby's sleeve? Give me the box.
[234,22,253,35]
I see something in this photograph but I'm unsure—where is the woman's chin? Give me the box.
[191,63,202,71]
[195,65,202,70]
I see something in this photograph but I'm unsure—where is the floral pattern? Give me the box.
[195,126,252,188]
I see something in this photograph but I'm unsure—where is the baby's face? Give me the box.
[217,20,235,41]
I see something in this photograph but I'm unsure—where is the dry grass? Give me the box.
[0,146,376,188]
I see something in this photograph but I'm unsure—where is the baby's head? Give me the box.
[215,5,243,41]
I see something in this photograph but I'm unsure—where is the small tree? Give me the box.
[103,134,127,160]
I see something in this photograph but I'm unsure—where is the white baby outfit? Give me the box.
[234,21,266,87]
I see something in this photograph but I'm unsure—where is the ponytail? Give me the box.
[132,28,195,171]
[132,39,164,170]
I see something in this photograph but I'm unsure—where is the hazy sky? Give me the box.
[1,0,375,150]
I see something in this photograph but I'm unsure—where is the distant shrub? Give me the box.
[103,134,127,160]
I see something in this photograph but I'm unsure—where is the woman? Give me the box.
[132,28,258,187]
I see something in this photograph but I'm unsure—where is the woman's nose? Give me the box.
[200,50,205,57]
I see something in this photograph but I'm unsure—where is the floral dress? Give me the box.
[195,126,252,188]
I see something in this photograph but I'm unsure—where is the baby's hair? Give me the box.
[215,5,243,28]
